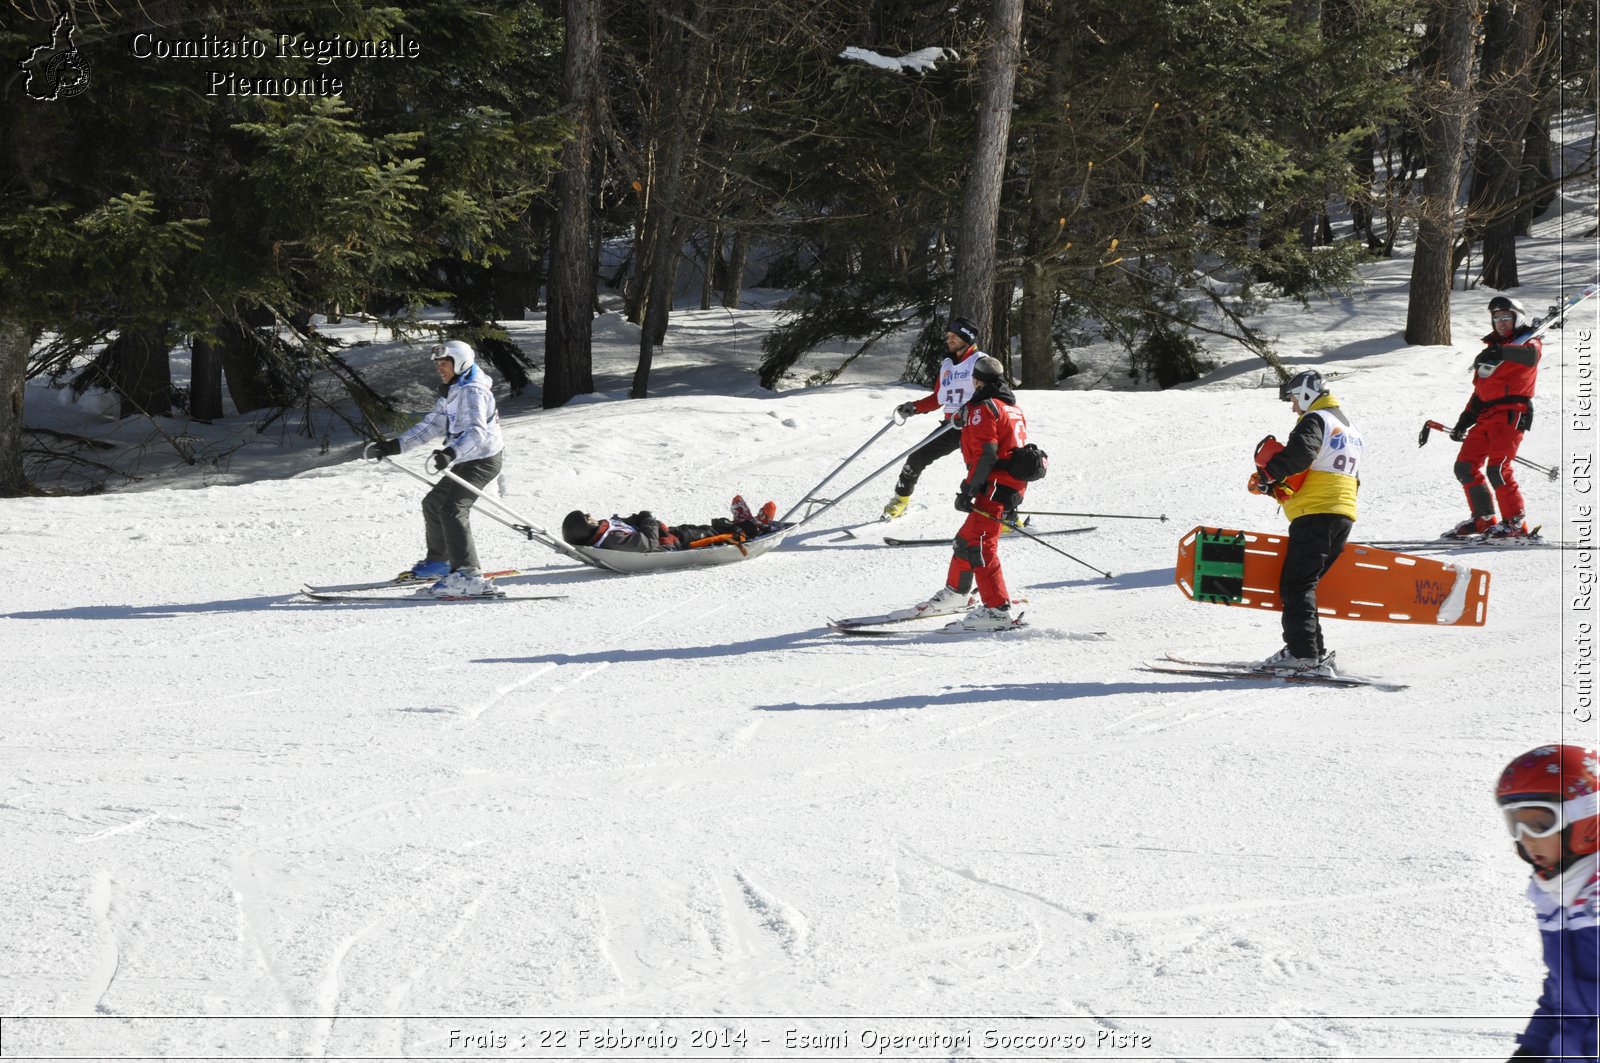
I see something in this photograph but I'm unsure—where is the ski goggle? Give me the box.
[1491,313,1515,323]
[430,343,451,360]
[1502,801,1564,841]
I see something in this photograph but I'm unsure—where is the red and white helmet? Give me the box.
[1496,744,1600,856]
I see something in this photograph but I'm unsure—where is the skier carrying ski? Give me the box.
[1447,294,1543,539]
[881,317,989,521]
[909,354,1028,631]
[1494,744,1599,1063]
[561,496,777,552]
[1247,369,1363,676]
[369,340,504,596]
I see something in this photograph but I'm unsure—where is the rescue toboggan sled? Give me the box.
[1175,525,1490,626]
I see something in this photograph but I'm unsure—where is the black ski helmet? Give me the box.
[1487,294,1529,331]
[946,316,980,345]
[562,510,597,545]
[972,354,1007,383]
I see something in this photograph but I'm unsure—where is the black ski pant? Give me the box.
[422,451,502,573]
[1280,511,1353,660]
[893,423,962,497]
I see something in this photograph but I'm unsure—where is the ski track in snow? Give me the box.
[228,855,297,1013]
[306,922,372,1058]
[731,868,810,959]
[83,871,120,1014]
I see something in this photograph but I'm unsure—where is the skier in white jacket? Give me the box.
[371,340,504,596]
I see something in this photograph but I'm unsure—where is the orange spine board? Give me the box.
[1174,526,1490,627]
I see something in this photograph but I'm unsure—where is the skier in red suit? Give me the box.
[938,355,1029,631]
[1448,295,1542,539]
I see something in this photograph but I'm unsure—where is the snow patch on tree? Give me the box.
[838,46,951,74]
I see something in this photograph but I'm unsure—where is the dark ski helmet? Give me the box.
[562,510,597,545]
[1279,369,1325,408]
[972,354,1007,383]
[946,317,980,345]
[1487,294,1529,331]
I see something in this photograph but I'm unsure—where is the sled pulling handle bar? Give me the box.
[363,444,610,568]
[788,422,956,532]
[779,419,897,525]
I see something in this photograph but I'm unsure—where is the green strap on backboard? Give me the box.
[1194,530,1246,603]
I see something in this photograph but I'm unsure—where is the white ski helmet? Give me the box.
[1487,294,1529,332]
[430,339,475,375]
[1279,369,1325,409]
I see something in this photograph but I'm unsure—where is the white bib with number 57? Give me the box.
[938,352,982,415]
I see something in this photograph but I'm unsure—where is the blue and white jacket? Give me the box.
[1518,853,1599,1062]
[397,364,503,462]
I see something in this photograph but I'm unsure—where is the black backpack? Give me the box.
[1006,442,1049,482]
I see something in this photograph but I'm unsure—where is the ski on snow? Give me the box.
[1142,655,1406,691]
[826,610,1028,636]
[883,525,1095,547]
[1363,528,1573,552]
[301,567,528,594]
[300,590,566,604]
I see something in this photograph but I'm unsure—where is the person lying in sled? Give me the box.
[560,495,777,552]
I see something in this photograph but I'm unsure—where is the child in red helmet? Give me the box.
[1495,744,1599,1061]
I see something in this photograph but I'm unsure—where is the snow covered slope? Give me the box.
[2,232,1596,1059]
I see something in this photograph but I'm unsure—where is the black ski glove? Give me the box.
[1449,415,1472,443]
[896,401,918,418]
[431,446,456,471]
[954,491,973,513]
[373,437,402,457]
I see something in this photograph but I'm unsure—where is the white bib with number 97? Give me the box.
[1309,410,1364,479]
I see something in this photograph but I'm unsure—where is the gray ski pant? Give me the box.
[422,452,502,572]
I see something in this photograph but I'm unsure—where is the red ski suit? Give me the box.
[1454,328,1542,522]
[947,397,1028,608]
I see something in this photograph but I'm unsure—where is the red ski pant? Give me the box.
[946,497,1012,608]
[1455,412,1527,521]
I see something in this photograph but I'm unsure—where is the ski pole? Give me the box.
[1017,510,1168,522]
[787,422,956,532]
[1417,421,1558,481]
[779,419,896,524]
[1512,454,1560,481]
[986,512,1114,579]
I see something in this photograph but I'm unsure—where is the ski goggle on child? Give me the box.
[1502,801,1564,840]
[1502,793,1597,841]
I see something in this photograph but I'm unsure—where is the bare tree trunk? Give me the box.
[544,0,602,408]
[990,279,1013,376]
[219,307,284,414]
[110,324,173,419]
[189,333,225,421]
[1405,0,1482,345]
[0,320,31,496]
[700,226,719,310]
[723,227,748,309]
[1464,0,1544,289]
[631,0,711,399]
[949,0,1024,342]
[1019,262,1054,387]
